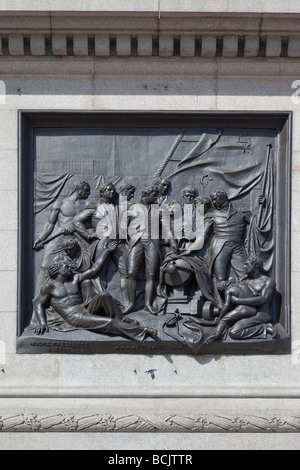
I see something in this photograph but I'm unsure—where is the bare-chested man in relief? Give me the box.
[205,255,277,343]
[33,181,93,293]
[34,240,157,342]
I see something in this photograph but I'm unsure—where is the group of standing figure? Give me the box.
[32,176,278,344]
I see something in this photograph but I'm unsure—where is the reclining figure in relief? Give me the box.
[33,240,157,342]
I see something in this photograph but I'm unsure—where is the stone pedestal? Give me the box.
[0,1,300,450]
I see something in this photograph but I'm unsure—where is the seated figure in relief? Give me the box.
[205,255,277,344]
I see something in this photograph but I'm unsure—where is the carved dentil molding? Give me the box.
[0,12,300,59]
[0,32,297,59]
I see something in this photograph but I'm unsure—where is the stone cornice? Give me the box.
[0,12,299,59]
[1,1,300,14]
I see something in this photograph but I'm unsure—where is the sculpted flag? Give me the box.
[34,173,121,214]
[166,131,274,200]
[246,145,274,273]
[34,173,73,214]
[176,130,223,168]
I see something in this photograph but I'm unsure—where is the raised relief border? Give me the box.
[17,112,291,355]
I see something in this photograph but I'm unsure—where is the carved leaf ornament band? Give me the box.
[0,412,300,432]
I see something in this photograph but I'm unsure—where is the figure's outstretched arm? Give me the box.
[33,201,61,250]
[217,290,233,321]
[73,208,96,241]
[76,241,118,283]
